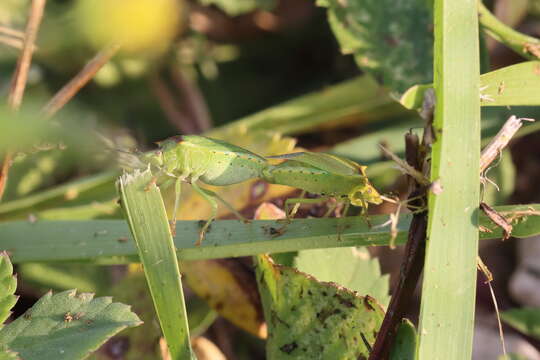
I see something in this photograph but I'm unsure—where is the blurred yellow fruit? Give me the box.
[75,0,182,55]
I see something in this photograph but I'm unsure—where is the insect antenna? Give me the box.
[94,130,146,170]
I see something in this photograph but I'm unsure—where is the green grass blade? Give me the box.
[1,204,539,264]
[0,171,117,218]
[117,170,193,359]
[418,0,481,359]
[209,75,407,136]
[479,61,540,106]
[501,307,540,341]
[401,61,540,109]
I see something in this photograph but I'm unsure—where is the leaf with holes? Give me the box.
[256,254,384,359]
[295,247,390,307]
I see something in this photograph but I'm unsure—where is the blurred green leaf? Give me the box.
[390,319,417,360]
[294,247,390,307]
[0,253,17,327]
[106,269,216,359]
[18,263,111,294]
[255,254,384,359]
[211,75,411,136]
[501,307,540,340]
[0,290,141,360]
[319,0,433,94]
[0,171,117,220]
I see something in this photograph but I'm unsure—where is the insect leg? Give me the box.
[191,181,218,246]
[144,176,158,191]
[322,198,339,218]
[283,196,331,220]
[358,199,372,227]
[341,202,351,217]
[169,177,182,236]
[289,190,306,219]
[196,186,249,223]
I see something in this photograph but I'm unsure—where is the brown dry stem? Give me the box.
[480,115,534,173]
[0,0,46,201]
[42,44,120,118]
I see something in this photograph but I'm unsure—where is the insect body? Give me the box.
[134,135,382,245]
[262,152,382,217]
[139,135,268,245]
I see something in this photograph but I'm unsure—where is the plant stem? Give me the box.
[479,1,540,60]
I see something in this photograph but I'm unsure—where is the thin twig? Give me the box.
[149,73,198,134]
[42,44,120,118]
[477,257,507,358]
[8,0,46,110]
[170,67,212,132]
[0,35,25,50]
[480,115,534,173]
[0,25,25,39]
[480,202,512,240]
[379,144,431,186]
[0,0,46,201]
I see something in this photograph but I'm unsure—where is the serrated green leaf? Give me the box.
[320,0,433,94]
[255,254,384,359]
[199,0,275,16]
[0,253,17,327]
[0,289,141,360]
[18,263,111,294]
[501,307,540,340]
[294,247,390,307]
[390,319,417,360]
